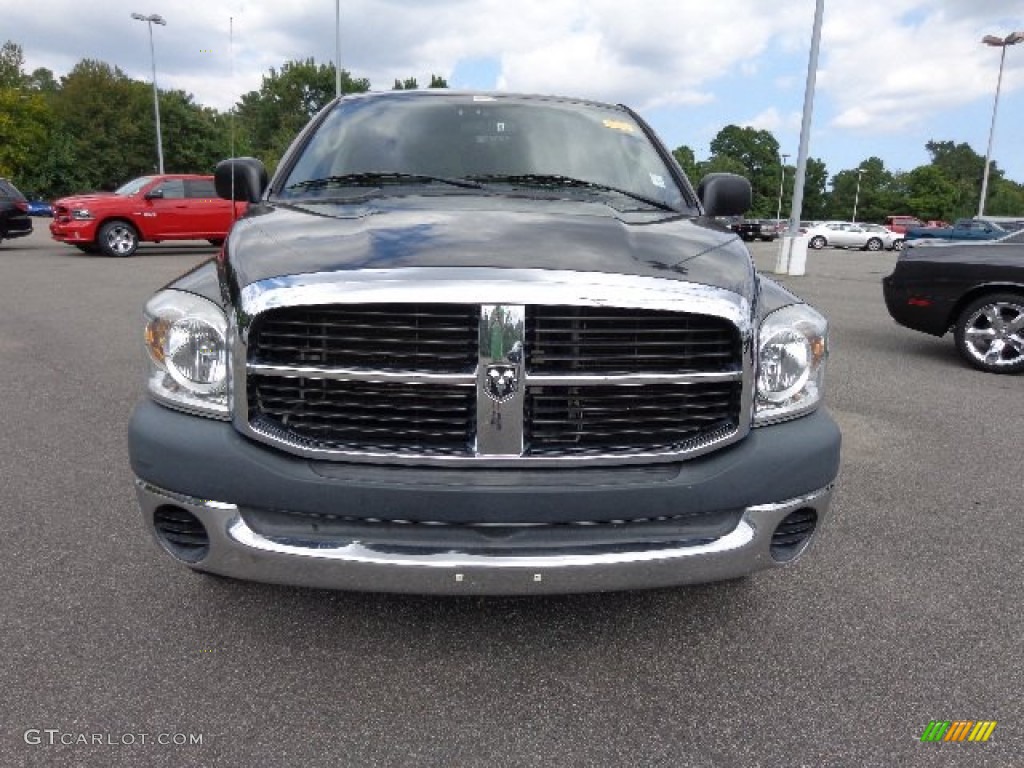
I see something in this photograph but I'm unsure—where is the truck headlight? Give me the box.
[143,290,230,419]
[754,304,828,425]
[71,208,93,220]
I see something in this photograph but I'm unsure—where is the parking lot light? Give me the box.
[776,153,790,228]
[978,31,1024,218]
[131,12,167,174]
[852,169,865,223]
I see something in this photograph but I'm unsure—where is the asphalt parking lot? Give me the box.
[2,227,1021,767]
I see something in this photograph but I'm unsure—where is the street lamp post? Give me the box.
[776,0,824,276]
[775,152,790,227]
[131,12,167,174]
[978,31,1024,218]
[852,168,865,223]
[335,0,341,98]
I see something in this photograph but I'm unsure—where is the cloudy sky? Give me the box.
[8,0,1024,185]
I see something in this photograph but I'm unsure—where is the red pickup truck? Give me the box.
[51,174,245,257]
[883,215,924,234]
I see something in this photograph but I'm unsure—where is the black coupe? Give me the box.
[883,230,1024,373]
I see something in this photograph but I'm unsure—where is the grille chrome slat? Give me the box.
[240,289,748,464]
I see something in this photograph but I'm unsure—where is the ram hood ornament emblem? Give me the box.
[484,364,519,403]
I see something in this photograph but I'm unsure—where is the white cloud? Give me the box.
[743,108,802,134]
[820,0,1024,132]
[6,0,1024,179]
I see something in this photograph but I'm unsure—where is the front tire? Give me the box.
[98,220,139,258]
[892,239,904,251]
[954,293,1024,374]
[865,237,883,252]
[809,235,826,250]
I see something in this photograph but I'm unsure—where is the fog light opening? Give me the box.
[770,508,818,562]
[153,505,210,563]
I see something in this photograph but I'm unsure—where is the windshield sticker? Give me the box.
[602,119,635,133]
[649,173,666,189]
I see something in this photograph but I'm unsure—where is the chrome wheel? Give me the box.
[99,221,138,257]
[955,295,1024,373]
[865,238,882,252]
[892,239,904,251]
[809,236,826,250]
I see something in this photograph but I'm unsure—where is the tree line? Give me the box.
[2,39,1021,221]
[673,126,1024,222]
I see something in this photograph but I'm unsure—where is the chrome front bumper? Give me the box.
[135,480,834,595]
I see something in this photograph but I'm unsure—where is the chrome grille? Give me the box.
[249,304,477,372]
[238,273,751,466]
[527,306,737,373]
[526,382,741,455]
[248,376,475,454]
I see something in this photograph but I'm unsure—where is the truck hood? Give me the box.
[221,195,755,299]
[53,192,119,207]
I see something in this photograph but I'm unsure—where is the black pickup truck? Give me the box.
[731,218,778,242]
[128,90,840,595]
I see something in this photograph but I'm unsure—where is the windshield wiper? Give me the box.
[285,172,483,191]
[466,173,676,212]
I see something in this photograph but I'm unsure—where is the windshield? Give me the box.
[278,93,686,210]
[115,176,156,196]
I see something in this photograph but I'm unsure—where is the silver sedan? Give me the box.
[807,222,898,251]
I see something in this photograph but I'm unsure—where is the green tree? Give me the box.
[53,60,154,189]
[827,157,899,223]
[236,59,369,172]
[25,67,58,93]
[924,140,991,217]
[393,77,418,90]
[0,89,51,182]
[428,74,448,88]
[0,41,55,189]
[698,153,748,179]
[904,165,958,220]
[799,157,830,220]
[709,125,781,216]
[158,90,235,175]
[985,179,1024,216]
[0,40,25,88]
[671,145,699,182]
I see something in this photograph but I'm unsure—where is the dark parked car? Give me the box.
[26,200,54,217]
[883,230,1024,373]
[129,90,840,594]
[0,177,33,244]
[904,217,1014,244]
[731,218,777,241]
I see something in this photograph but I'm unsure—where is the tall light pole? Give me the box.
[131,12,167,174]
[775,152,790,227]
[335,0,342,98]
[978,31,1024,218]
[852,168,865,223]
[776,0,824,276]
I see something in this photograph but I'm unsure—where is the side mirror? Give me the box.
[697,173,751,217]
[144,189,164,200]
[215,157,268,203]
